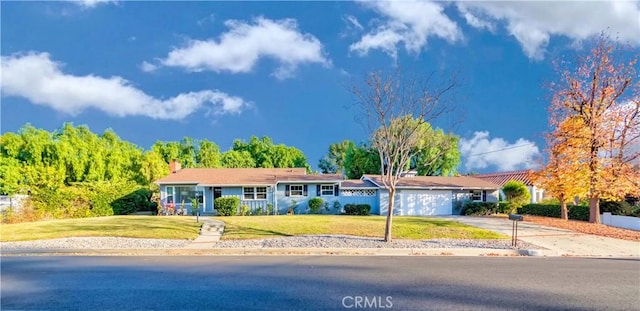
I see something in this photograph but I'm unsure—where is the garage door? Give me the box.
[399,190,452,216]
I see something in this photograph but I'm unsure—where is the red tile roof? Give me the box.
[362,175,500,189]
[154,168,342,186]
[473,170,535,187]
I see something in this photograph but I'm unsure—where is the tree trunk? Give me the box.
[560,200,568,220]
[384,188,395,242]
[589,197,600,223]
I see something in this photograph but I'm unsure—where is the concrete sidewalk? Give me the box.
[183,218,225,249]
[442,216,640,257]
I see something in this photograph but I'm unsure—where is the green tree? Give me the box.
[221,150,256,168]
[318,140,355,174]
[410,124,460,176]
[502,180,531,211]
[196,139,221,168]
[343,143,381,179]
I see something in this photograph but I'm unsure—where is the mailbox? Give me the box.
[509,214,523,221]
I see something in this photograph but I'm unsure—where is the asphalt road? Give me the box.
[2,256,639,310]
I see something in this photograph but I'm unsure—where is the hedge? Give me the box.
[215,197,240,216]
[344,204,371,215]
[519,204,589,221]
[461,202,498,216]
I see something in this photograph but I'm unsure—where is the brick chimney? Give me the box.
[169,159,181,174]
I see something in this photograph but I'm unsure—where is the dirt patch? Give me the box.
[522,215,640,242]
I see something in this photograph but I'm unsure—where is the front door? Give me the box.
[213,187,222,210]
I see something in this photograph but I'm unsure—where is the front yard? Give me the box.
[220,215,507,240]
[0,216,202,242]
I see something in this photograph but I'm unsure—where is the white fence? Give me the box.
[601,212,640,231]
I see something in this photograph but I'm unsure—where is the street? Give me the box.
[2,256,639,310]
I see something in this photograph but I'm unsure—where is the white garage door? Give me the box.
[399,190,452,216]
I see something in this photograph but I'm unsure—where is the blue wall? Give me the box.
[276,183,342,214]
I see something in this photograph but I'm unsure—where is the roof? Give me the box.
[276,174,343,182]
[341,179,379,188]
[155,168,311,185]
[362,175,501,190]
[473,170,535,187]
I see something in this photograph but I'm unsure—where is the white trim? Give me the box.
[320,184,335,196]
[242,186,268,201]
[289,185,304,197]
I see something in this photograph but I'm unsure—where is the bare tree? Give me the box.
[348,69,459,242]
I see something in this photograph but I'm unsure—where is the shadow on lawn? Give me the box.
[223,225,292,238]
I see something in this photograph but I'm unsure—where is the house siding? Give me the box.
[276,183,341,214]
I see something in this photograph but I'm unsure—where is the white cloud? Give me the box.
[344,15,364,31]
[70,0,115,8]
[350,0,463,60]
[158,17,330,79]
[140,61,158,73]
[1,52,250,120]
[456,1,640,60]
[460,131,540,172]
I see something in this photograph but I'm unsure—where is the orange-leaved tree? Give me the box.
[533,117,589,219]
[548,32,639,223]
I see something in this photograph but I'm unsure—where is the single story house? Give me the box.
[474,170,546,203]
[154,160,500,216]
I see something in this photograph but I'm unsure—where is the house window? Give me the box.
[472,190,483,202]
[290,185,303,196]
[321,185,335,196]
[256,187,267,200]
[243,187,255,200]
[243,187,268,200]
[166,187,174,203]
[175,186,203,204]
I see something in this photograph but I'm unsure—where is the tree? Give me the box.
[318,140,355,174]
[349,69,458,241]
[549,33,639,223]
[502,180,532,212]
[220,150,256,168]
[533,117,589,219]
[196,139,221,168]
[343,143,381,179]
[410,123,460,176]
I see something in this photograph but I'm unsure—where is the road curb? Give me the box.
[0,247,535,257]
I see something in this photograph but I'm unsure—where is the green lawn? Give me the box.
[220,215,506,240]
[0,216,202,242]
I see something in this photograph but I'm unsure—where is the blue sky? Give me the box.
[2,1,639,173]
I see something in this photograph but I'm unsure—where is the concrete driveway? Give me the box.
[440,216,640,257]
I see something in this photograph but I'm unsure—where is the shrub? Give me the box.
[519,204,589,221]
[251,206,264,216]
[497,202,512,214]
[267,203,274,215]
[189,198,199,216]
[239,205,249,216]
[600,200,635,216]
[502,180,531,210]
[518,204,561,218]
[461,202,498,216]
[308,197,324,214]
[344,204,370,215]
[333,201,342,213]
[215,197,239,216]
[568,205,589,221]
